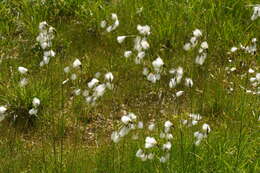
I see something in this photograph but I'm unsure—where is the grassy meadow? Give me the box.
[0,0,259,172]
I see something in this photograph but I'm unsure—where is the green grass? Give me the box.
[0,0,259,172]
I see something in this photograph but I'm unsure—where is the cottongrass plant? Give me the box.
[101,13,120,33]
[111,111,211,164]
[183,29,209,65]
[0,106,7,122]
[251,5,260,21]
[36,21,56,67]
[18,66,29,87]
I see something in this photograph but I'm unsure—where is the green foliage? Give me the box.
[0,0,259,172]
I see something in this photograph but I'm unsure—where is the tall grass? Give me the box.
[0,0,259,172]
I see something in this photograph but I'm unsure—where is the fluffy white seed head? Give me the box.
[202,123,211,133]
[88,78,99,89]
[111,131,120,143]
[193,29,202,38]
[18,67,28,74]
[117,36,127,44]
[0,106,7,114]
[72,59,82,68]
[145,136,157,148]
[32,97,40,107]
[124,51,132,58]
[100,20,107,28]
[152,57,164,70]
[105,72,114,82]
[201,41,208,49]
[137,25,151,35]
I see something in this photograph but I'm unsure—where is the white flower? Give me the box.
[148,123,155,131]
[164,121,173,128]
[93,84,106,97]
[166,133,173,140]
[195,53,207,65]
[155,74,161,80]
[111,13,118,20]
[252,38,257,43]
[198,48,204,54]
[230,67,236,72]
[162,142,172,150]
[192,120,198,126]
[134,36,142,52]
[185,78,193,87]
[251,5,260,21]
[142,67,149,76]
[29,108,38,115]
[137,121,144,129]
[137,25,151,35]
[32,97,40,107]
[147,73,157,83]
[106,82,114,90]
[230,47,238,52]
[88,78,99,89]
[195,139,202,146]
[72,59,81,68]
[62,77,68,84]
[183,42,191,51]
[152,57,164,71]
[111,131,120,143]
[113,20,119,29]
[128,112,137,120]
[39,21,47,31]
[0,114,6,122]
[159,156,167,163]
[147,153,154,160]
[256,73,260,81]
[248,68,255,74]
[39,61,45,67]
[194,131,204,140]
[105,72,114,82]
[182,119,188,125]
[117,36,127,44]
[176,91,184,97]
[190,37,198,47]
[176,66,184,77]
[140,38,150,49]
[189,113,202,120]
[145,137,157,148]
[106,26,113,32]
[100,20,107,28]
[40,42,48,49]
[119,126,130,137]
[169,78,177,88]
[70,73,77,80]
[159,153,170,163]
[20,78,28,87]
[121,115,132,125]
[124,51,132,58]
[202,123,211,133]
[74,89,81,96]
[137,51,145,59]
[18,67,28,74]
[193,29,202,37]
[44,50,55,57]
[136,149,144,158]
[64,66,70,73]
[85,96,92,104]
[201,41,208,49]
[43,56,50,65]
[0,106,7,114]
